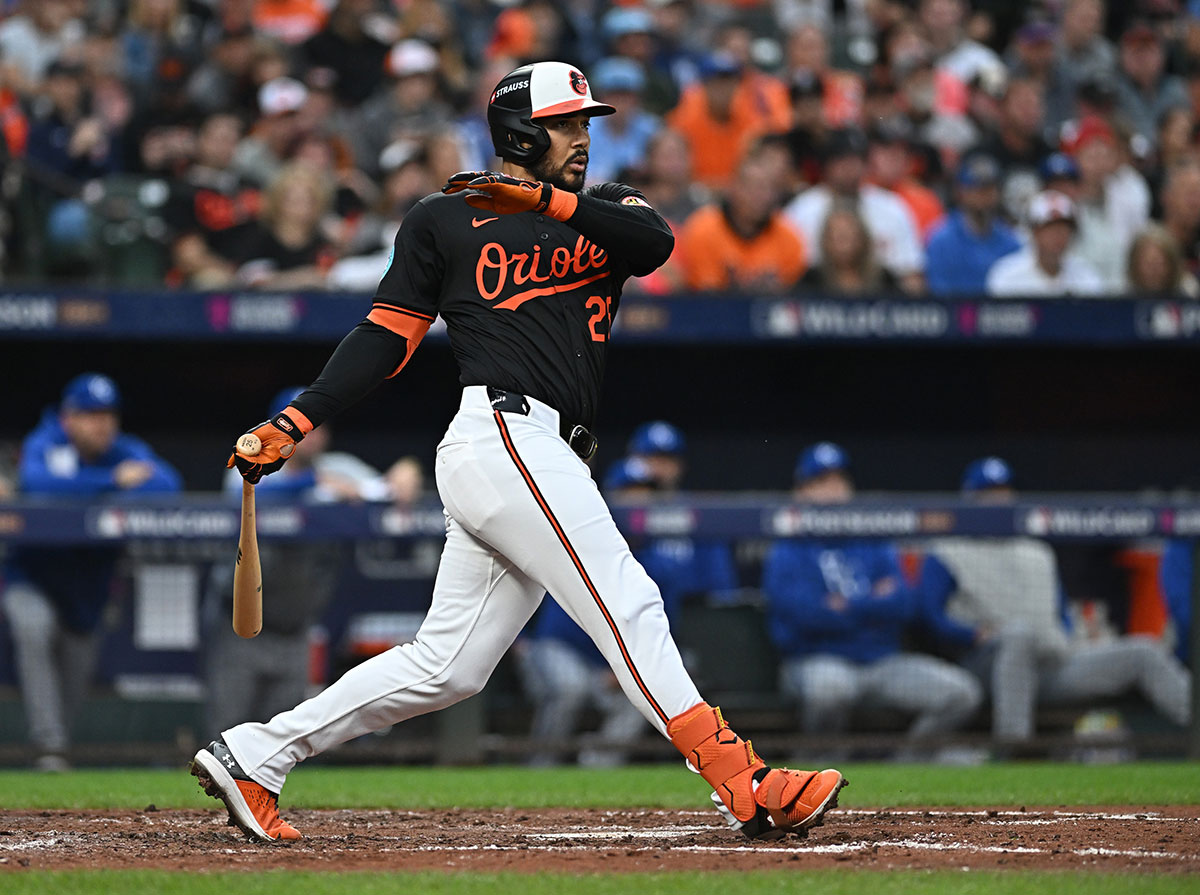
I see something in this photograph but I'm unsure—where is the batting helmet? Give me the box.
[487,61,616,165]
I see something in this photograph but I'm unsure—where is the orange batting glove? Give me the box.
[442,171,578,220]
[226,407,312,484]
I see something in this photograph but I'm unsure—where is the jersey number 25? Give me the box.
[586,295,612,343]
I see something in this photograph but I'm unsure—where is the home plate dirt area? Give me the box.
[0,807,1197,873]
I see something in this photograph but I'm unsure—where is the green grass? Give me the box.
[0,761,1196,812]
[1,871,1197,895]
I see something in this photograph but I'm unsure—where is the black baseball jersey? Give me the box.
[290,182,673,433]
[373,183,670,428]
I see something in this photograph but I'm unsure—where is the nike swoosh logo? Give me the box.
[472,217,499,228]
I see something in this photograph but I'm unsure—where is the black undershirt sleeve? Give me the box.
[288,320,409,429]
[567,189,675,278]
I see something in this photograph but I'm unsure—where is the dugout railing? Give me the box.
[0,494,1195,766]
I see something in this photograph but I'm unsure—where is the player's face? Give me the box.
[61,409,119,460]
[529,112,591,193]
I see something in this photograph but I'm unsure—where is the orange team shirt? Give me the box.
[666,74,790,188]
[676,205,807,291]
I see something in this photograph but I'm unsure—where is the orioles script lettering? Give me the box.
[476,236,609,310]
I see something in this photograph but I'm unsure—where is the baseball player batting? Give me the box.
[190,60,845,843]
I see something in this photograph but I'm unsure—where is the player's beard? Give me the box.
[530,151,588,193]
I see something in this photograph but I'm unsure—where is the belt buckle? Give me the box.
[568,425,598,461]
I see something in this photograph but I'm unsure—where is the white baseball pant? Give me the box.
[224,386,702,792]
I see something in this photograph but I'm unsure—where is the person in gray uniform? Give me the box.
[920,456,1191,745]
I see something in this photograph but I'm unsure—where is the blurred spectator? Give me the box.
[762,442,983,757]
[585,57,660,184]
[1115,21,1189,150]
[799,201,898,294]
[206,385,391,735]
[979,76,1054,220]
[235,162,335,289]
[120,0,204,99]
[646,0,705,99]
[602,5,678,115]
[2,373,182,770]
[926,152,1021,296]
[986,190,1107,296]
[301,0,391,107]
[1008,21,1077,134]
[675,156,807,293]
[1147,106,1196,209]
[892,49,979,161]
[920,0,1003,95]
[351,39,452,179]
[665,51,788,190]
[1159,158,1200,272]
[784,72,827,188]
[1160,540,1192,666]
[920,457,1191,746]
[634,127,707,228]
[1055,0,1117,89]
[184,24,259,116]
[165,111,258,287]
[1061,115,1151,291]
[866,119,945,240]
[1125,223,1200,295]
[26,60,120,183]
[783,127,925,293]
[784,23,863,128]
[0,0,84,96]
[233,76,310,187]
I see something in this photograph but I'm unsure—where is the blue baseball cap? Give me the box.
[796,441,849,482]
[603,456,656,491]
[1039,151,1080,183]
[628,421,686,456]
[956,152,1002,187]
[269,386,306,417]
[962,456,1013,491]
[61,373,121,412]
[592,56,645,94]
[603,7,654,40]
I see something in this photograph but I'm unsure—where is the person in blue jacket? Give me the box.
[1158,540,1191,666]
[2,373,181,770]
[521,454,739,765]
[924,152,1021,297]
[762,442,982,756]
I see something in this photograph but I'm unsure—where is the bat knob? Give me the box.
[237,433,263,456]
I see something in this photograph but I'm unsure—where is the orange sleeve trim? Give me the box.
[367,306,434,343]
[282,405,314,436]
[547,187,578,221]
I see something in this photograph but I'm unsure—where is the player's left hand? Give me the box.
[442,171,553,215]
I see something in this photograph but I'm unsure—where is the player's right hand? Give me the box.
[227,412,306,484]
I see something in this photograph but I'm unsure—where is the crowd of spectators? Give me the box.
[3,1,1200,295]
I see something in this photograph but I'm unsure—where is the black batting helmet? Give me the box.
[487,61,616,165]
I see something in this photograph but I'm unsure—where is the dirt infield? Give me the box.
[0,806,1197,873]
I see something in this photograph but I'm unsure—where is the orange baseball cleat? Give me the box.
[190,739,300,842]
[668,702,847,839]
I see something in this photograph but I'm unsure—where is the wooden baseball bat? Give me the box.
[232,433,263,638]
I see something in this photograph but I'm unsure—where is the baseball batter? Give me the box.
[190,61,845,843]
